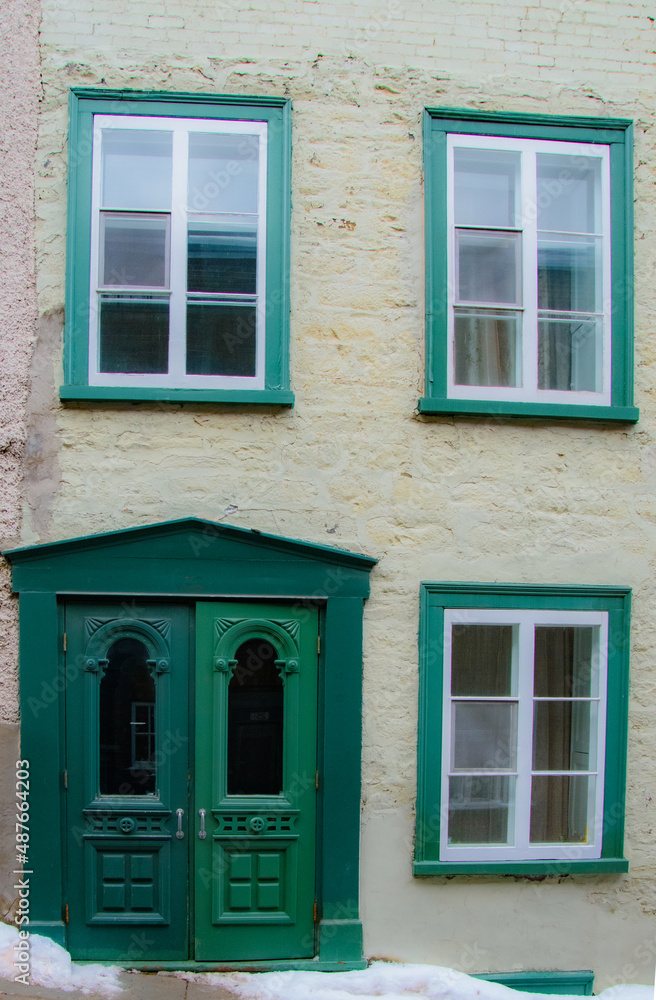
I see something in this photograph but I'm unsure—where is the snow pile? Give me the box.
[173,962,655,1000]
[0,923,122,994]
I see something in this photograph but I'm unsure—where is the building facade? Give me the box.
[1,0,655,988]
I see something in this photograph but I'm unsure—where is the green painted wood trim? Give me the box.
[415,583,632,873]
[4,517,377,576]
[72,88,291,109]
[317,919,364,964]
[422,108,636,420]
[417,399,640,422]
[316,598,364,960]
[424,107,632,138]
[64,88,292,400]
[18,594,65,932]
[59,386,295,405]
[474,971,594,995]
[25,923,67,947]
[99,959,368,971]
[413,859,629,875]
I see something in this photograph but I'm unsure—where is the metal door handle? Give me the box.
[198,808,207,839]
[176,808,184,839]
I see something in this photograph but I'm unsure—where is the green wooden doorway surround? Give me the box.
[4,518,377,969]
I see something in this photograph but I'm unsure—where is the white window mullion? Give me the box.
[592,616,609,849]
[514,618,535,851]
[600,153,612,400]
[168,128,189,379]
[521,149,538,395]
[445,137,456,398]
[255,127,268,382]
[88,124,104,379]
[440,614,455,859]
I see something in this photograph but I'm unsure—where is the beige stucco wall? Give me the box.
[17,0,656,986]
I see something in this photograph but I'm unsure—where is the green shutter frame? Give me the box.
[415,582,631,876]
[420,108,638,423]
[62,89,293,406]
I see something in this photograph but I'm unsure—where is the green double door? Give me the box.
[64,600,318,962]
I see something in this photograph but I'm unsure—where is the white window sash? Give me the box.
[88,114,268,390]
[446,134,612,407]
[441,608,608,862]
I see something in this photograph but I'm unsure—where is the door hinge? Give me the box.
[315,770,319,790]
[317,634,320,655]
[63,770,68,790]
[62,903,69,924]
[62,633,67,652]
[313,899,318,923]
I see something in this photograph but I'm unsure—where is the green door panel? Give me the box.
[194,602,318,960]
[64,602,190,961]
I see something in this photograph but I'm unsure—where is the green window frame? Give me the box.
[62,89,293,406]
[420,109,638,422]
[415,583,631,876]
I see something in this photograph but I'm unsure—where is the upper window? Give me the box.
[62,90,292,405]
[415,584,631,875]
[420,110,637,422]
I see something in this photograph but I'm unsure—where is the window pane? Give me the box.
[99,639,156,795]
[186,302,256,377]
[99,296,169,374]
[188,133,259,214]
[454,308,521,387]
[448,775,512,844]
[536,153,600,234]
[538,236,600,314]
[454,148,520,228]
[532,701,594,771]
[534,626,596,697]
[101,129,172,211]
[187,221,257,295]
[530,774,590,844]
[101,213,169,288]
[452,702,517,771]
[132,703,155,767]
[451,624,514,696]
[457,230,521,305]
[538,317,601,393]
[228,639,283,795]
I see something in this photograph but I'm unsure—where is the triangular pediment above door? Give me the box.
[4,517,377,597]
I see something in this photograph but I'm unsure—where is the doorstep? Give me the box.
[0,970,239,999]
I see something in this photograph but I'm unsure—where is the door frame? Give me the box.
[5,517,377,969]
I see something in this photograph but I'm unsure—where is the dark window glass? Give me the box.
[186,303,256,376]
[99,638,156,795]
[227,639,283,795]
[451,623,514,696]
[99,296,169,374]
[187,223,256,295]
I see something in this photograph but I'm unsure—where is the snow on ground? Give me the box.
[173,963,655,1000]
[0,923,651,999]
[0,922,122,994]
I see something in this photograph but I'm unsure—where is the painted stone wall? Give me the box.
[0,0,40,917]
[21,0,656,985]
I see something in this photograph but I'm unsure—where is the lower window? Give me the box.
[415,585,631,875]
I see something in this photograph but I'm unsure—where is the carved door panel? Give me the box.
[194,602,318,961]
[64,602,190,961]
[64,600,318,962]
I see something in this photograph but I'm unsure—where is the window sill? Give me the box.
[413,858,629,876]
[417,397,639,422]
[60,385,295,406]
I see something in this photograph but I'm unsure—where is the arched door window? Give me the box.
[99,637,156,795]
[227,638,283,795]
